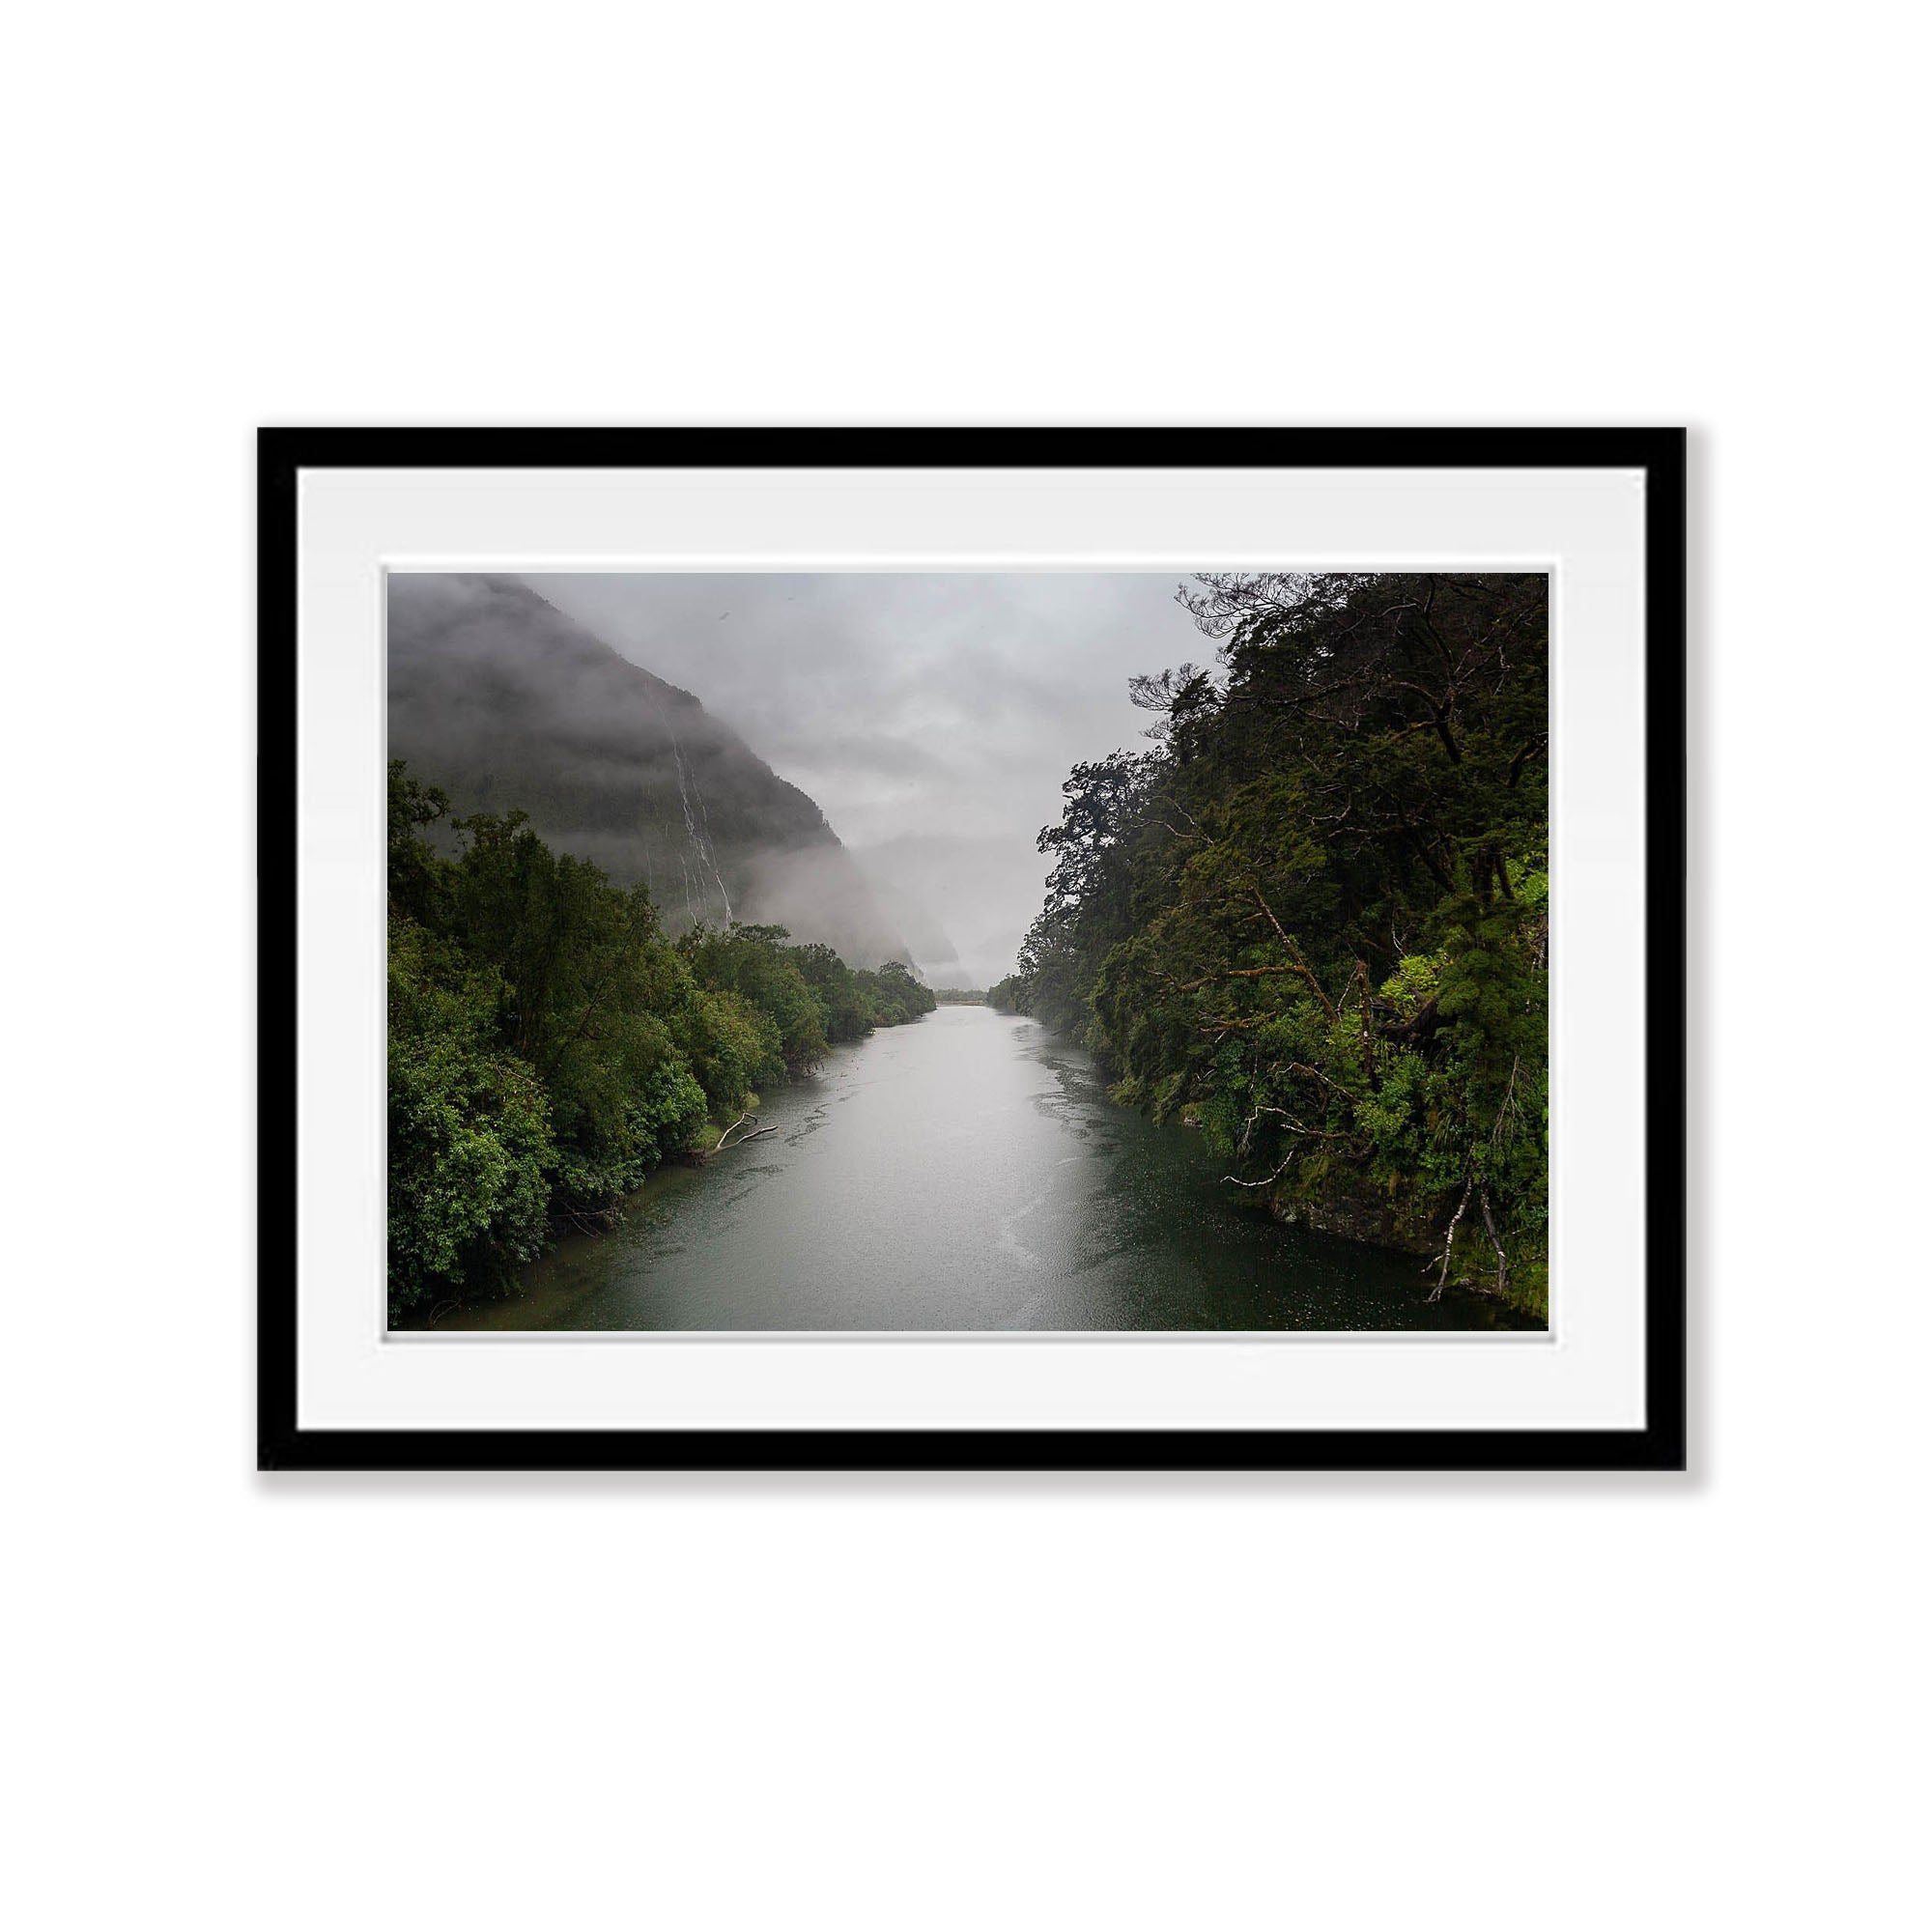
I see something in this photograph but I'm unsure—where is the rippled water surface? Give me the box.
[433,1006,1534,1331]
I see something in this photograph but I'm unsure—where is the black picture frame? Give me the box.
[259,427,1686,1473]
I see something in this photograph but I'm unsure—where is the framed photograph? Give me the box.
[260,428,1685,1470]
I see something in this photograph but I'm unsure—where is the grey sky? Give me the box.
[524,573,1211,987]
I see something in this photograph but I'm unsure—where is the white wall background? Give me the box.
[5,4,1925,1927]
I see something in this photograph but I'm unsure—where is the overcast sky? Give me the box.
[524,573,1212,987]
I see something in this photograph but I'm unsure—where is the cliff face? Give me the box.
[386,574,912,967]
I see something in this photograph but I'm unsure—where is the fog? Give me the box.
[388,572,914,967]
[525,573,1211,986]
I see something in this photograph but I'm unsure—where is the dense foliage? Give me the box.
[387,761,934,1318]
[995,574,1549,1316]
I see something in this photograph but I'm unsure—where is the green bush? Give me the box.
[386,930,551,1310]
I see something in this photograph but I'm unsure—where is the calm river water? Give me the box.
[434,1006,1530,1331]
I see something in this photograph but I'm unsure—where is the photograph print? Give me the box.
[386,567,1549,1335]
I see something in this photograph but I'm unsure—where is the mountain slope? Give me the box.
[386,574,911,967]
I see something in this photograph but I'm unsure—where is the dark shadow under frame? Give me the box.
[258,427,1686,1473]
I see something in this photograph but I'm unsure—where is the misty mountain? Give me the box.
[850,832,1032,988]
[387,574,912,968]
[849,860,960,975]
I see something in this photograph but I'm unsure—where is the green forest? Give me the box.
[990,573,1549,1318]
[387,761,934,1321]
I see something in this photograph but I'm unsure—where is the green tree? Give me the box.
[678,923,831,1075]
[386,922,552,1311]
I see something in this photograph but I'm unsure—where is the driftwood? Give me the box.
[700,1111,780,1160]
[1478,1185,1508,1295]
[1427,1175,1473,1301]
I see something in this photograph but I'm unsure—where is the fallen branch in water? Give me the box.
[1224,1151,1296,1189]
[1479,1185,1508,1296]
[1428,1175,1474,1301]
[1223,1111,1354,1186]
[702,1112,780,1159]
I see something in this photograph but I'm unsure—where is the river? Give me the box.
[430,1006,1531,1331]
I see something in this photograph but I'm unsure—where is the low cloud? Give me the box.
[525,572,1210,983]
